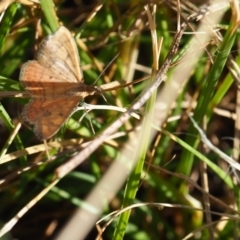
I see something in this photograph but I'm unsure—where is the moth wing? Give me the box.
[22,97,81,139]
[36,26,83,83]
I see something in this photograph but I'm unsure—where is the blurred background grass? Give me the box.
[0,0,240,239]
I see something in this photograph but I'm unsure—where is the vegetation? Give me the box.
[0,0,240,239]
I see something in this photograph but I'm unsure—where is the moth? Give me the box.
[20,26,101,140]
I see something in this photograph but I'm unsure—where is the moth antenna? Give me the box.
[92,52,120,85]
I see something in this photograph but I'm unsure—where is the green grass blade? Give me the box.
[40,0,59,32]
[0,3,18,54]
[177,19,238,177]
